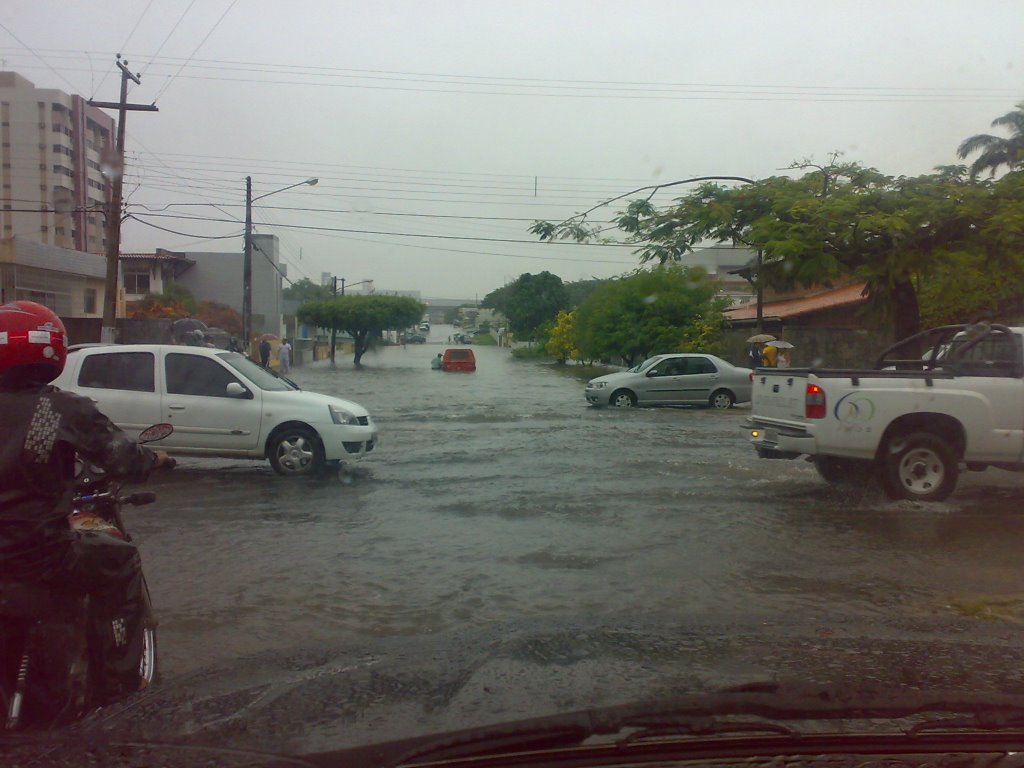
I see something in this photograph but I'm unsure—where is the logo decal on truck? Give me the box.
[834,392,876,424]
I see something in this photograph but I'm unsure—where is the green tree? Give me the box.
[534,161,1007,340]
[297,294,425,366]
[501,271,569,341]
[957,102,1024,179]
[575,265,726,366]
[283,277,332,302]
[545,310,580,364]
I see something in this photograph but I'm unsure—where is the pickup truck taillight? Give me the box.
[805,383,826,419]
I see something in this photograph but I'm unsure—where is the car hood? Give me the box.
[266,387,370,418]
[588,370,637,386]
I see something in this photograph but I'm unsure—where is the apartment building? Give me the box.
[0,71,114,254]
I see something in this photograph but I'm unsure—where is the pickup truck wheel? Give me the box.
[882,432,958,501]
[268,428,324,476]
[709,389,734,409]
[814,456,874,485]
[610,389,637,408]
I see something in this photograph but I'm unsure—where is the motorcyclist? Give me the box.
[0,301,170,701]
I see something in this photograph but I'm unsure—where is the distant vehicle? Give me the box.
[52,344,378,476]
[406,334,427,344]
[442,348,477,372]
[453,332,474,344]
[585,353,753,409]
[419,322,430,331]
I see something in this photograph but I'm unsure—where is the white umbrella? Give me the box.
[746,333,776,343]
[766,340,794,349]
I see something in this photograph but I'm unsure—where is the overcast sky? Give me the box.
[2,1,1022,299]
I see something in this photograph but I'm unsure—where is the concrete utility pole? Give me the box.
[329,276,343,369]
[243,176,253,350]
[89,57,158,342]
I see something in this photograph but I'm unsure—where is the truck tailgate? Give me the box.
[752,370,809,423]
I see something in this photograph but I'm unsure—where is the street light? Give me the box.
[242,177,318,348]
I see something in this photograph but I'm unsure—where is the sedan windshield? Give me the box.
[632,356,664,374]
[217,352,297,391]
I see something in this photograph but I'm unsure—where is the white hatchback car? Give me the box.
[53,344,378,476]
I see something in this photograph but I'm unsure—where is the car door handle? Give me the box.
[168,404,186,411]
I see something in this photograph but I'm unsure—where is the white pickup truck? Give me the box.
[747,323,1024,501]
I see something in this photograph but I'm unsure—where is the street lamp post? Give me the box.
[242,176,318,350]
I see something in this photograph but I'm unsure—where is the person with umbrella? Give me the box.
[768,339,795,368]
[746,333,775,369]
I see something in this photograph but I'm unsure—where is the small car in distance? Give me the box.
[442,348,476,372]
[585,353,752,409]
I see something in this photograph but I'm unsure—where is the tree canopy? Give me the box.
[532,156,1024,340]
[297,294,425,366]
[957,102,1024,179]
[574,265,727,367]
[283,277,333,302]
[483,271,569,341]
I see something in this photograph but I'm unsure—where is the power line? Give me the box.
[93,0,157,97]
[128,211,644,247]
[141,0,198,76]
[126,214,239,239]
[0,23,83,94]
[152,0,239,102]
[14,48,1023,97]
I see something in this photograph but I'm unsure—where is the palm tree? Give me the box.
[957,102,1024,178]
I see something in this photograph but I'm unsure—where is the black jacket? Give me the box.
[0,386,156,581]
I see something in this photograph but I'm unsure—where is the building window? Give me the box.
[83,288,98,314]
[123,270,150,294]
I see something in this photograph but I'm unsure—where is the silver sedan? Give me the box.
[584,353,753,409]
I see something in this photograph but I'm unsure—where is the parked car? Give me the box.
[52,344,378,476]
[585,353,753,409]
[442,348,477,372]
[406,334,427,344]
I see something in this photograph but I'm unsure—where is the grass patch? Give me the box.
[947,594,1024,623]
[472,333,497,345]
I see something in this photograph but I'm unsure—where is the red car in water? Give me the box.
[442,348,476,372]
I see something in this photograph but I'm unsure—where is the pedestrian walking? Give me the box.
[748,343,763,369]
[761,343,778,368]
[259,338,271,368]
[278,338,292,374]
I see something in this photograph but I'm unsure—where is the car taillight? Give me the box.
[749,372,754,382]
[805,383,826,419]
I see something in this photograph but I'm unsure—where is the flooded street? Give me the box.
[49,326,1024,754]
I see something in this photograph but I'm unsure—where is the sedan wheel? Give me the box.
[610,389,637,408]
[269,429,324,476]
[709,390,734,409]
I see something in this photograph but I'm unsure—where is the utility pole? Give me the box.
[89,57,158,342]
[243,176,253,351]
[330,276,345,369]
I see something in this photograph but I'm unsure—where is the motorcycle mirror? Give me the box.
[138,423,174,443]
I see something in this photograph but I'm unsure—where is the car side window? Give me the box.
[77,352,155,392]
[165,353,242,397]
[689,357,718,375]
[649,360,672,376]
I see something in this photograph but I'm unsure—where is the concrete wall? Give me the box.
[175,234,283,337]
[720,326,896,370]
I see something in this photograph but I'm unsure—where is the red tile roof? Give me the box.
[724,282,868,321]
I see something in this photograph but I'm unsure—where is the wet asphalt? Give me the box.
[8,325,1024,764]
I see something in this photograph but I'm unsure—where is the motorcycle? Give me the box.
[0,423,173,730]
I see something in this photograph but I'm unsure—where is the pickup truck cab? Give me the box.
[747,323,1024,501]
[53,344,378,476]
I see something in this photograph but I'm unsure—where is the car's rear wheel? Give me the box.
[881,431,958,501]
[709,389,734,409]
[610,389,637,408]
[268,428,325,476]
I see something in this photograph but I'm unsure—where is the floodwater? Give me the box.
[35,325,1024,756]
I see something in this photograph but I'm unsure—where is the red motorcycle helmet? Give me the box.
[0,300,68,387]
